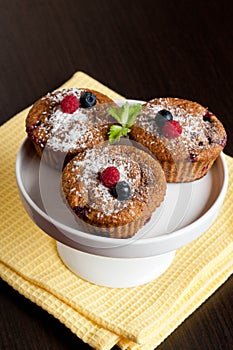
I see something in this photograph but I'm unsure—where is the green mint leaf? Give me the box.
[120,101,130,125]
[108,102,142,143]
[121,126,131,136]
[108,102,142,127]
[127,104,142,127]
[108,125,124,144]
[108,102,129,125]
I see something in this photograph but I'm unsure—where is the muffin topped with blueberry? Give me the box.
[62,144,166,238]
[130,98,227,182]
[26,88,116,168]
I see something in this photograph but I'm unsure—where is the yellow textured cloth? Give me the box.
[0,71,233,350]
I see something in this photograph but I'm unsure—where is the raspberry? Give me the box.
[162,120,182,139]
[100,166,120,188]
[61,94,79,114]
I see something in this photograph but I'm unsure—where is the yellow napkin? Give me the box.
[0,71,232,350]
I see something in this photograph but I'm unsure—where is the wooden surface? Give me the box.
[0,0,233,349]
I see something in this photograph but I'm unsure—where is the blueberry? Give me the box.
[218,135,227,147]
[26,121,41,133]
[37,139,46,148]
[112,181,131,201]
[203,110,213,122]
[188,153,198,162]
[26,124,35,132]
[80,92,96,108]
[73,206,89,219]
[155,109,173,128]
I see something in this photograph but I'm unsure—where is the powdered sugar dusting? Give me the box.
[136,99,217,154]
[39,88,113,152]
[46,107,92,152]
[72,146,143,216]
[46,88,82,104]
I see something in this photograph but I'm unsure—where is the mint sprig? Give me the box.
[108,102,142,144]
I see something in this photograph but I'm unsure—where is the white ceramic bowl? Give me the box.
[16,139,228,287]
[16,100,228,287]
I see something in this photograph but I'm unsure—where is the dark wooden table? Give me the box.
[1,1,232,349]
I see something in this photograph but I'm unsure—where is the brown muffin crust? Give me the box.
[25,88,116,167]
[130,98,227,182]
[62,145,166,238]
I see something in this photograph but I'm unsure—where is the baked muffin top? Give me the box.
[62,144,166,228]
[26,88,115,154]
[132,98,227,161]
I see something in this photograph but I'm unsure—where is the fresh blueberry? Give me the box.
[218,135,227,147]
[73,206,89,219]
[26,124,35,133]
[155,109,173,128]
[203,110,213,122]
[80,92,96,108]
[36,139,45,147]
[188,153,198,162]
[26,121,41,133]
[112,181,131,201]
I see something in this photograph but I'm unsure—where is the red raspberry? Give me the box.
[61,94,79,114]
[100,166,120,188]
[162,120,182,139]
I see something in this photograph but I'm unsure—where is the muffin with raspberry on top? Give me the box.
[26,88,116,168]
[130,98,227,182]
[62,144,166,238]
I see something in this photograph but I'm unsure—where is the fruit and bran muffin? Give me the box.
[130,97,227,182]
[62,144,166,238]
[26,88,116,168]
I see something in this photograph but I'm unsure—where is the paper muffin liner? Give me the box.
[130,125,225,183]
[62,144,167,239]
[71,189,164,239]
[161,158,217,182]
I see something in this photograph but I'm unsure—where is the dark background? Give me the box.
[0,0,232,349]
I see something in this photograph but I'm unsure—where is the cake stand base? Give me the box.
[56,241,175,288]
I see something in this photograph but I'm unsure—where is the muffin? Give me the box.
[62,144,166,238]
[130,98,227,182]
[26,88,116,169]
